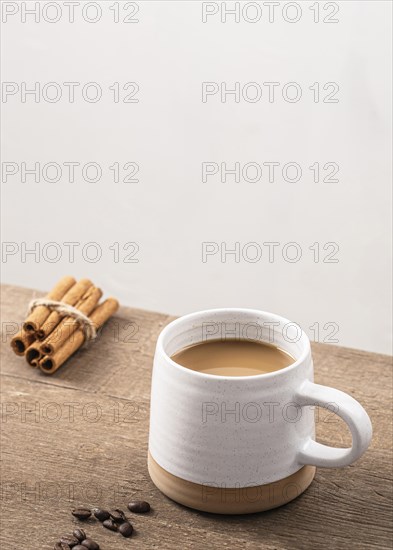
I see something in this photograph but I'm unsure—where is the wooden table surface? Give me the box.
[1,284,392,549]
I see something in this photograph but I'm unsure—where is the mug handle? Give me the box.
[295,380,372,468]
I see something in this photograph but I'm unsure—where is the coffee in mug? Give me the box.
[171,339,294,377]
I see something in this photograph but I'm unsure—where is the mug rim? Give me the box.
[156,307,311,380]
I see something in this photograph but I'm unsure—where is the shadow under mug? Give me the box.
[148,308,372,514]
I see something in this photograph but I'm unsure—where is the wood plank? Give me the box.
[1,283,392,549]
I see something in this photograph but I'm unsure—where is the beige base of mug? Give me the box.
[148,451,316,514]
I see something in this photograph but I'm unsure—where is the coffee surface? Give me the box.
[171,339,294,376]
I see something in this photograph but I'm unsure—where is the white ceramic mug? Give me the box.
[148,308,372,514]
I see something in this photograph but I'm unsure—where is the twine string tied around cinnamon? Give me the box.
[28,298,97,343]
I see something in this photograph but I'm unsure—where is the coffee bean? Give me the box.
[109,508,127,523]
[102,518,118,531]
[92,508,110,522]
[73,546,86,550]
[59,534,79,547]
[54,544,71,550]
[73,529,86,542]
[71,507,92,520]
[80,539,100,550]
[128,500,151,513]
[119,522,134,538]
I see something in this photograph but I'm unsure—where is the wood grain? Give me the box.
[1,284,392,549]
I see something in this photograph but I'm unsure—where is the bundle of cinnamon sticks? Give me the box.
[11,276,119,375]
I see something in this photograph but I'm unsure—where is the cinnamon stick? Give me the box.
[23,275,76,334]
[39,286,103,356]
[39,298,119,375]
[25,340,43,367]
[10,329,36,356]
[36,278,93,340]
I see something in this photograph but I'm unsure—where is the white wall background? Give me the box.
[1,1,392,354]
